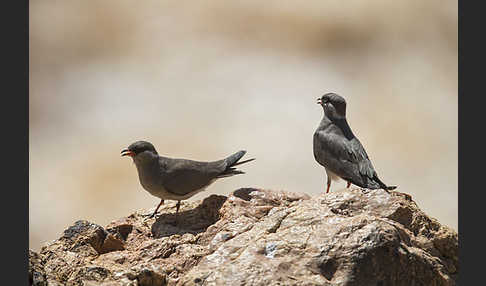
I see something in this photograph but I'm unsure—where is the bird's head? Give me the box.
[121,140,158,163]
[317,93,347,119]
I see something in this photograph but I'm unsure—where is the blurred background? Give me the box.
[29,0,457,251]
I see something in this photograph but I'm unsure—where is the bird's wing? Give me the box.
[314,130,377,186]
[160,158,225,196]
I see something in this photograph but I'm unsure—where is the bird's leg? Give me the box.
[346,181,351,189]
[149,199,164,218]
[174,200,181,225]
[326,177,331,193]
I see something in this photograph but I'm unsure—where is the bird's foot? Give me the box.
[148,213,157,219]
[360,188,371,194]
[141,216,153,226]
[141,210,158,219]
[393,191,412,201]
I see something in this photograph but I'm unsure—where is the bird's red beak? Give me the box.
[121,149,135,157]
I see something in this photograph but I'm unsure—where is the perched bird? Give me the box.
[313,93,397,193]
[121,140,255,219]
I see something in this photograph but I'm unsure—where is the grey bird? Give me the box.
[313,93,397,193]
[121,140,255,218]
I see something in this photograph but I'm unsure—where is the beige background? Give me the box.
[29,0,457,251]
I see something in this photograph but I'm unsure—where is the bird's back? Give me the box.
[157,150,253,197]
[158,156,226,196]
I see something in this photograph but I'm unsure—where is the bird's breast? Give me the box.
[313,130,337,170]
[136,163,162,191]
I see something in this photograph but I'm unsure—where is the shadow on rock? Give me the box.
[151,194,227,238]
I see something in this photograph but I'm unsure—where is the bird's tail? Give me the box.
[375,175,397,191]
[218,151,255,178]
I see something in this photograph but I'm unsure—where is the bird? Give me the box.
[313,93,397,193]
[121,140,255,220]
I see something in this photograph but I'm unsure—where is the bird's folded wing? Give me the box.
[315,131,376,180]
[161,159,225,196]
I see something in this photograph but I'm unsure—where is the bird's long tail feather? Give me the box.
[231,157,256,166]
[218,150,255,178]
[374,175,397,191]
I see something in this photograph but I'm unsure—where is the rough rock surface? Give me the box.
[29,188,458,286]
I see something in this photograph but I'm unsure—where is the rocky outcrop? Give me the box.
[29,188,458,286]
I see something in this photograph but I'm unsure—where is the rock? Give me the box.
[29,188,458,286]
[29,250,47,286]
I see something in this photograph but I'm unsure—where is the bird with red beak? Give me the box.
[121,140,255,222]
